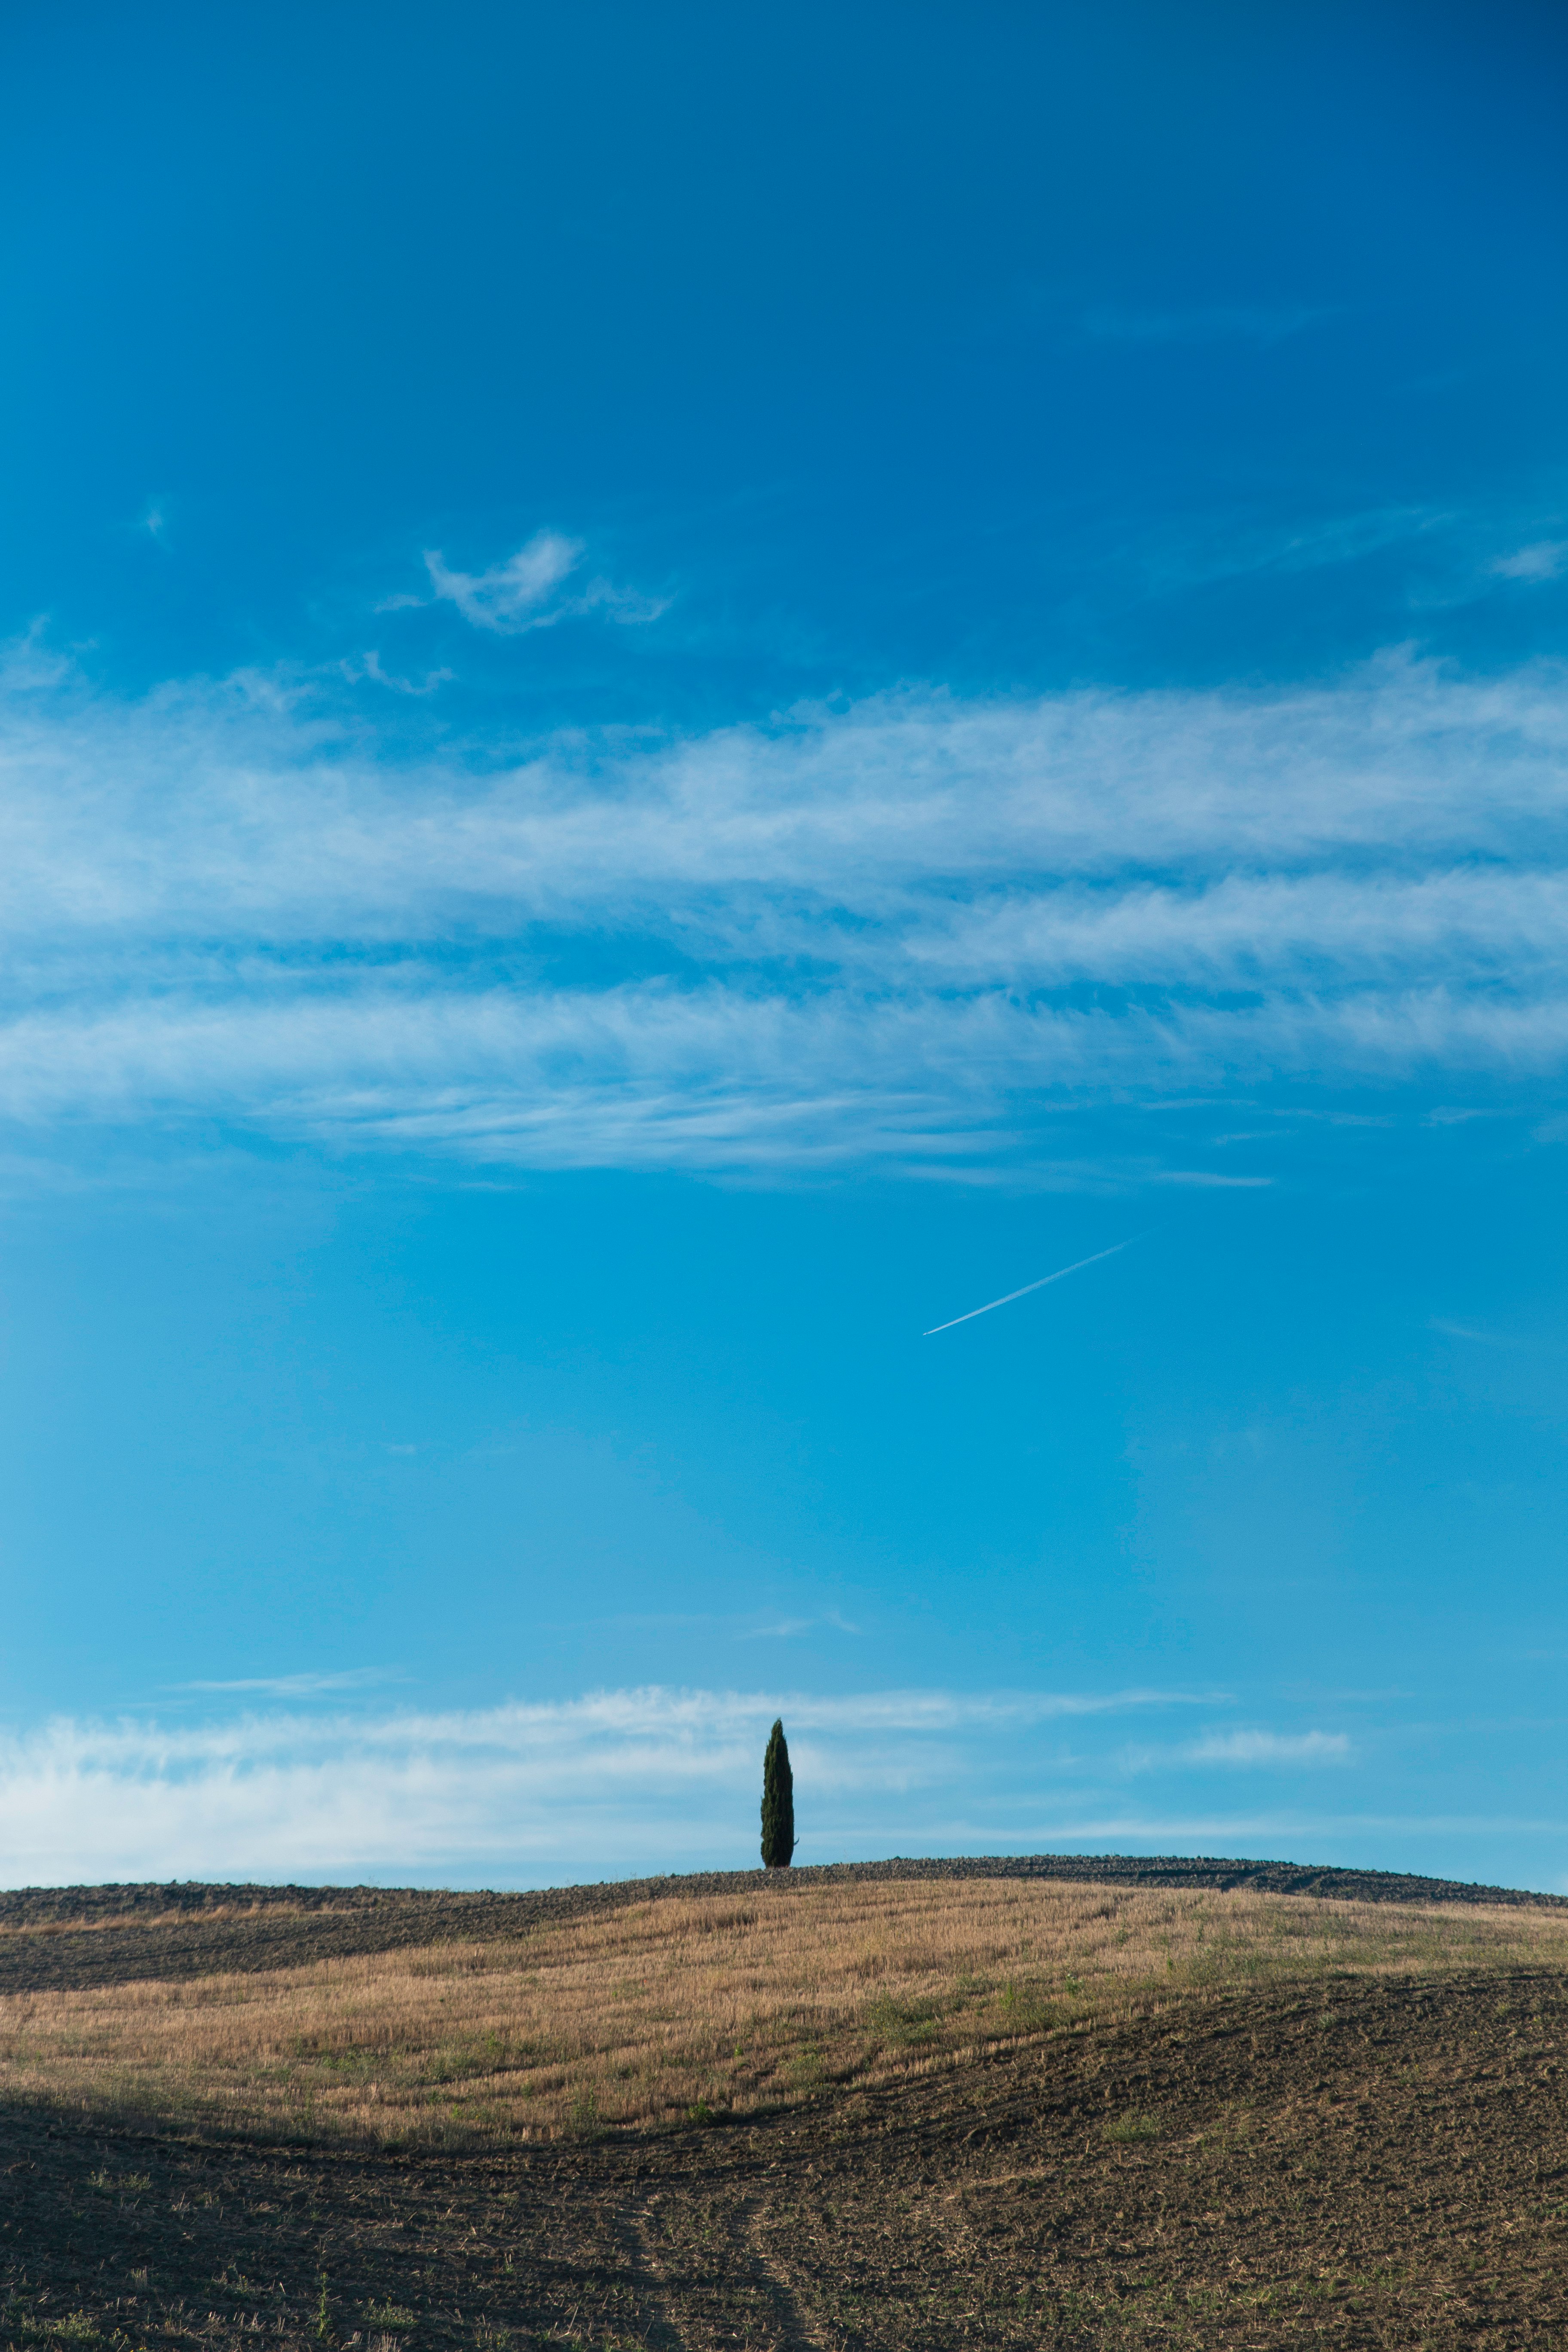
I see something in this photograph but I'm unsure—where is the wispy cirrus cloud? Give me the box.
[1145,504,1447,592]
[0,1685,1220,1886]
[340,649,454,698]
[1489,540,1568,584]
[172,1667,399,1698]
[402,531,667,635]
[1185,1728,1351,1767]
[736,1612,863,1639]
[1,641,1566,1180]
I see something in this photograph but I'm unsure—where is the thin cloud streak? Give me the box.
[174,1668,396,1698]
[924,1238,1134,1335]
[1186,1729,1351,1766]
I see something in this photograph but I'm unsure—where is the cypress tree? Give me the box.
[760,1717,796,1868]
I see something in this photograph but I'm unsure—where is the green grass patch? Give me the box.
[1102,2109,1163,2143]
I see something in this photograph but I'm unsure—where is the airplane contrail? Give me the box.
[923,1238,1136,1336]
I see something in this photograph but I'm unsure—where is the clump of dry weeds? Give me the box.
[2,1877,1564,2147]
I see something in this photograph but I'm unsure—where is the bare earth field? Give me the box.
[3,1859,1567,2349]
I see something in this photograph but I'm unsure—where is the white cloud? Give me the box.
[341,649,453,697]
[0,644,1566,1177]
[737,1613,864,1638]
[0,1685,1220,1886]
[1489,540,1568,584]
[1187,1729,1351,1767]
[420,532,664,634]
[424,532,581,629]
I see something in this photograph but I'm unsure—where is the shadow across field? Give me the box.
[3,1965,1566,2350]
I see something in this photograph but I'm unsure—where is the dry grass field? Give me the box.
[5,1864,1568,2349]
[5,1874,1568,2146]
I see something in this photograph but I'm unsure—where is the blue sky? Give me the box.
[3,1,1568,1890]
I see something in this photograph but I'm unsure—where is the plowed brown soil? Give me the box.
[3,1865,1566,2349]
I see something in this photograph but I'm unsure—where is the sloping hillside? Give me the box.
[1,1861,1564,2349]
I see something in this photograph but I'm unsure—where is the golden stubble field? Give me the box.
[3,1874,1567,2146]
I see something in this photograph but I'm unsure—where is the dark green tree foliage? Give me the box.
[760,1717,795,1868]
